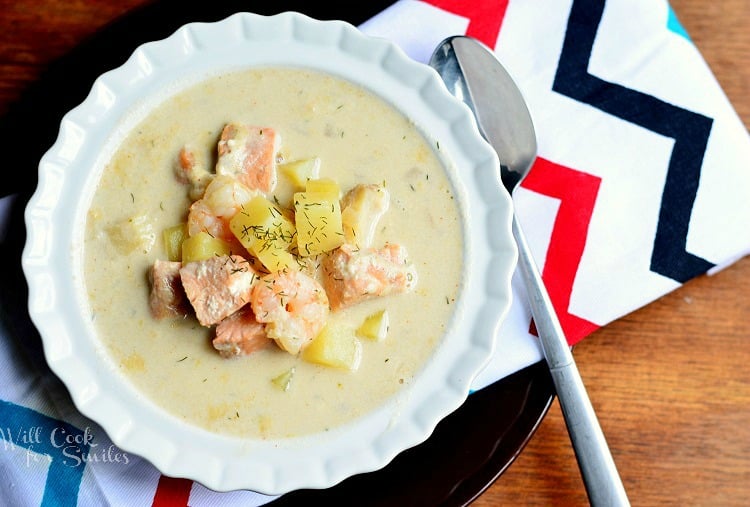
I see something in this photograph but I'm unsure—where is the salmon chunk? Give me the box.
[148,260,189,319]
[216,123,280,194]
[322,243,418,311]
[213,305,273,357]
[179,254,261,326]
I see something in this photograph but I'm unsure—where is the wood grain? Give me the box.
[1,1,747,505]
[0,0,149,114]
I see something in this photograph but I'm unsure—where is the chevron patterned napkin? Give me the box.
[361,0,750,390]
[1,0,748,505]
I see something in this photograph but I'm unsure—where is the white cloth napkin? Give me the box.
[1,0,748,505]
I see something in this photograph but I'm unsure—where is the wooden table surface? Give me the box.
[2,1,747,505]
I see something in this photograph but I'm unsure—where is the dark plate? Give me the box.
[0,1,555,504]
[268,361,554,507]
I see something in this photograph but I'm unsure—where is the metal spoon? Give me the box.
[429,35,630,506]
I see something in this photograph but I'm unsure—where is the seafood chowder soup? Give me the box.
[84,67,465,439]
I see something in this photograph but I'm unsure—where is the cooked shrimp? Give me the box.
[187,174,257,243]
[213,305,273,358]
[250,269,329,355]
[175,144,214,200]
[323,242,417,310]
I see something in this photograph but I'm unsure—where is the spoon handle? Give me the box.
[512,214,630,507]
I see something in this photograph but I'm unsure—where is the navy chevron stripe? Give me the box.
[552,0,714,283]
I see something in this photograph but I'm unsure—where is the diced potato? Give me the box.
[271,366,295,391]
[106,214,156,254]
[273,158,322,207]
[181,231,231,263]
[356,309,389,341]
[253,244,300,273]
[279,158,321,189]
[162,223,187,261]
[302,323,362,371]
[230,196,296,249]
[230,196,297,271]
[305,177,341,201]
[294,191,344,256]
[341,184,389,248]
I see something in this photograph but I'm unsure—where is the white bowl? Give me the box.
[21,11,516,495]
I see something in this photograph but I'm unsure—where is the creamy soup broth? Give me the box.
[84,67,464,439]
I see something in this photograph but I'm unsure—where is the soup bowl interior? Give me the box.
[21,11,516,495]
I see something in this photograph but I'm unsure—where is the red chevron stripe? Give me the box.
[151,476,192,507]
[423,0,509,48]
[521,158,601,345]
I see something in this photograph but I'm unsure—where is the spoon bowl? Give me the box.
[429,37,536,191]
[429,35,630,507]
